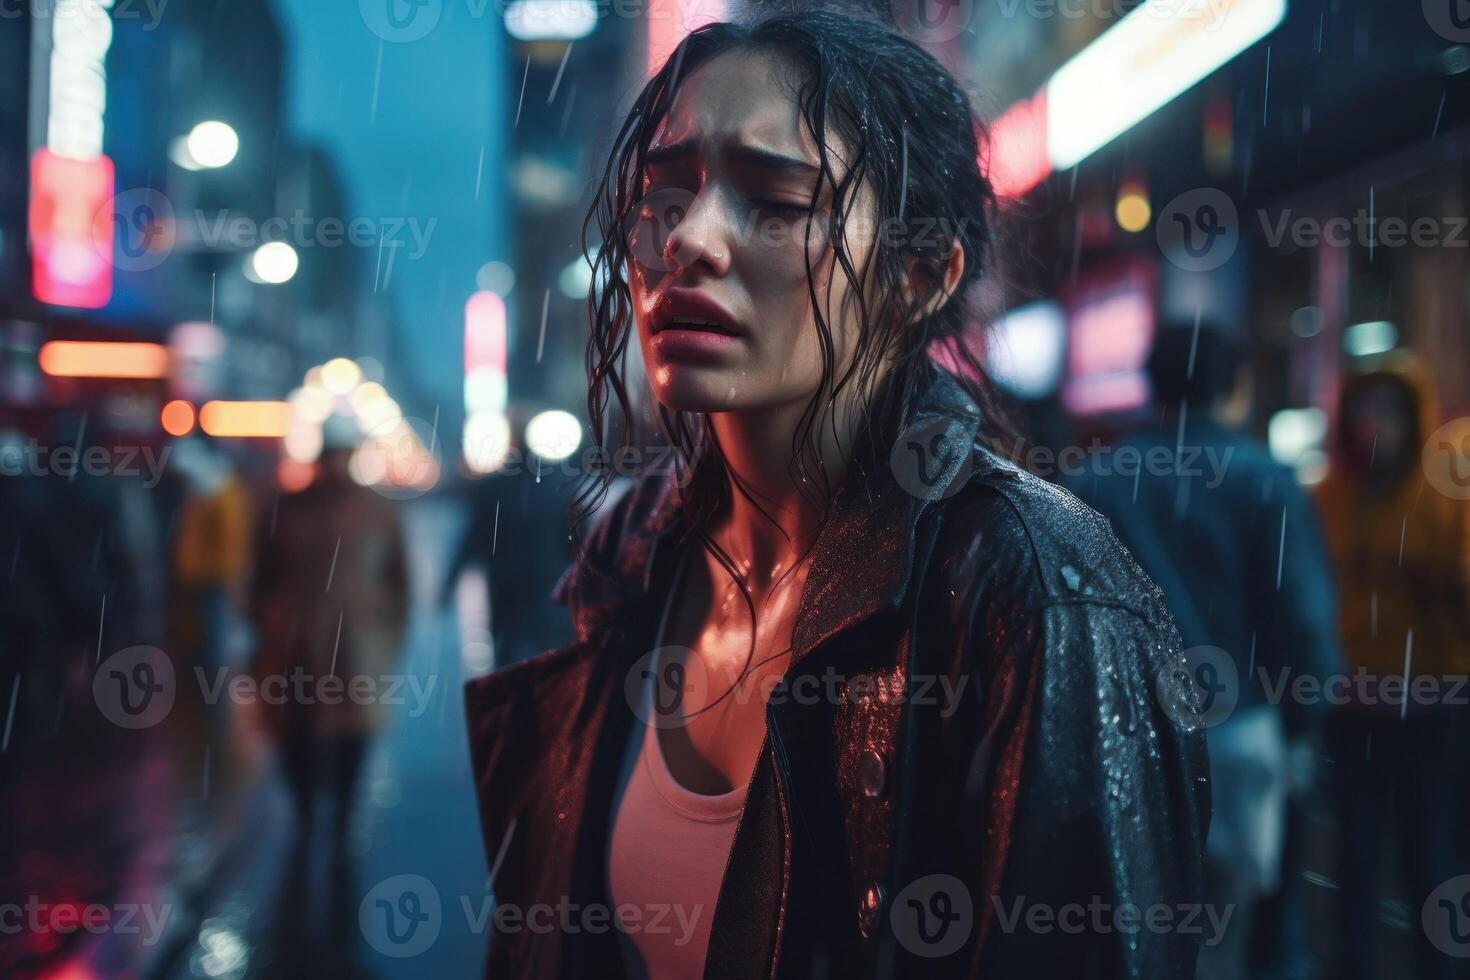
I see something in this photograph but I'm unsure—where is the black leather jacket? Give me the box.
[465,363,1210,979]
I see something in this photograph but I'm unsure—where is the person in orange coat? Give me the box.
[1314,352,1470,979]
[250,415,409,977]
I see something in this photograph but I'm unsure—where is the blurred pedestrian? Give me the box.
[167,433,253,803]
[250,415,409,978]
[1069,321,1341,980]
[1314,352,1470,980]
[442,425,576,667]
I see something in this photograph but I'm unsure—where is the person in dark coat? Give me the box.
[1068,322,1340,980]
[461,13,1209,979]
[251,416,409,978]
[442,428,575,668]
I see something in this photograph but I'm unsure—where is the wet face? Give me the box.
[626,49,885,416]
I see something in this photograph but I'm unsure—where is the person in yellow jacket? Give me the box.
[1314,351,1470,979]
[168,433,253,798]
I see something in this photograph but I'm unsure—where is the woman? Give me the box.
[465,12,1208,978]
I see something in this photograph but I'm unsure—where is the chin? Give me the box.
[646,361,752,414]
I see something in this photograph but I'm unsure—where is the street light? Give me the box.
[249,241,299,284]
[525,409,582,462]
[321,357,363,395]
[186,121,239,169]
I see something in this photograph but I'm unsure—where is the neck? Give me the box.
[704,379,877,594]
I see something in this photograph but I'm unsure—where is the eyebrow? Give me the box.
[645,136,820,175]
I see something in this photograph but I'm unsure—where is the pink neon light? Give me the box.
[986,92,1051,200]
[1062,288,1156,416]
[30,149,114,309]
[464,290,507,374]
[647,0,725,77]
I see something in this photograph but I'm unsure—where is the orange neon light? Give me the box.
[198,400,292,438]
[160,399,196,436]
[38,340,169,379]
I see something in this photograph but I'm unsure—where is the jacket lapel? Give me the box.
[790,361,983,663]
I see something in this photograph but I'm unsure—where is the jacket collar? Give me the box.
[581,360,985,663]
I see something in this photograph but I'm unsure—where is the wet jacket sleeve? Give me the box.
[982,597,1211,979]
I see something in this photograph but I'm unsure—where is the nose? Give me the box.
[660,189,731,278]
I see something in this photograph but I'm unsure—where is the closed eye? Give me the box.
[753,198,811,218]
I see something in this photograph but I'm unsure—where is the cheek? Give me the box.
[743,237,875,375]
[626,262,658,340]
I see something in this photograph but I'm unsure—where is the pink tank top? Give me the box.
[607,555,749,979]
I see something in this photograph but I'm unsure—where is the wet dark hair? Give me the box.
[573,9,1012,606]
[1146,320,1242,408]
